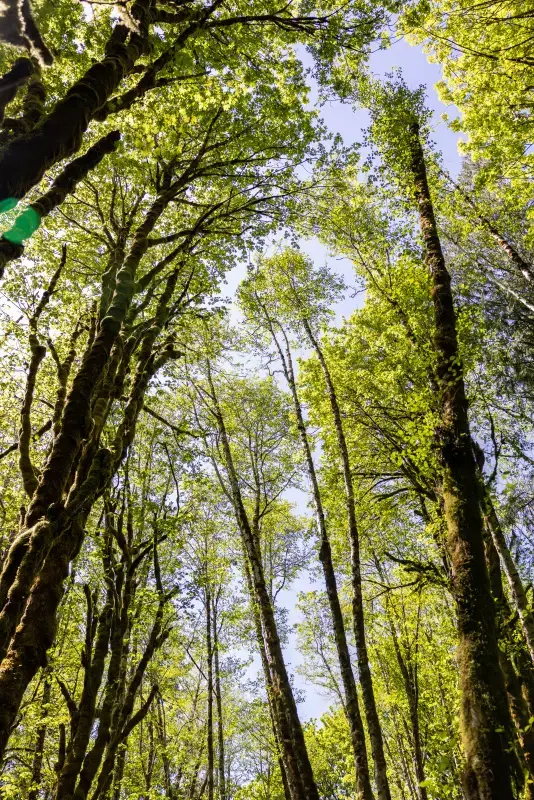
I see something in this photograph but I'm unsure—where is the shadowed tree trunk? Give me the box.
[205,584,215,800]
[55,534,115,800]
[0,0,226,208]
[0,21,148,206]
[213,594,227,800]
[479,498,534,797]
[482,489,534,664]
[0,131,120,278]
[387,606,427,800]
[242,557,294,800]
[156,695,175,800]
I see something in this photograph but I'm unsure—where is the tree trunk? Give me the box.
[213,596,227,800]
[483,490,534,664]
[443,169,534,283]
[373,556,427,800]
[156,696,175,800]
[481,506,534,796]
[389,618,427,800]
[112,744,127,800]
[301,319,391,800]
[408,120,514,800]
[72,528,136,800]
[28,673,51,800]
[0,519,86,762]
[0,23,147,205]
[56,564,114,799]
[242,547,302,800]
[206,586,215,800]
[207,365,318,800]
[0,184,179,760]
[263,315,374,800]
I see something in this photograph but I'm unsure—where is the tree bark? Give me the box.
[213,595,227,800]
[388,614,427,800]
[480,505,534,796]
[483,490,534,664]
[206,585,215,800]
[443,169,534,283]
[28,672,51,800]
[56,554,114,799]
[408,121,514,800]
[0,22,147,205]
[242,537,304,800]
[0,131,120,278]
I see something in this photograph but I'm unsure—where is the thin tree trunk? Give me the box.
[301,319,391,800]
[213,595,227,800]
[480,507,534,795]
[242,551,301,800]
[235,498,318,800]
[89,567,170,800]
[206,368,318,800]
[487,274,534,317]
[112,744,126,800]
[56,555,114,799]
[390,710,418,800]
[72,540,135,800]
[206,586,215,800]
[261,313,374,800]
[28,673,51,800]
[90,684,158,800]
[442,168,534,283]
[389,623,427,800]
[483,490,534,664]
[408,121,514,800]
[156,695,174,800]
[372,556,427,800]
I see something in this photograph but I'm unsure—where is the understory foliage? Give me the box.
[0,1,533,799]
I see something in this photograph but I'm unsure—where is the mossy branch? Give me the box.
[0,58,33,124]
[0,21,146,204]
[0,134,120,278]
[19,250,67,497]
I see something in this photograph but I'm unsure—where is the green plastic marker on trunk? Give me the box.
[2,207,41,245]
[0,198,18,215]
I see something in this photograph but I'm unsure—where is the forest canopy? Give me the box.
[0,1,533,799]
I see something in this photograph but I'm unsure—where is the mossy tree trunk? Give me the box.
[205,583,215,800]
[408,121,515,800]
[242,556,297,800]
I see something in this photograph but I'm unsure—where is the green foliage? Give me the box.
[401,0,534,213]
[0,2,533,799]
